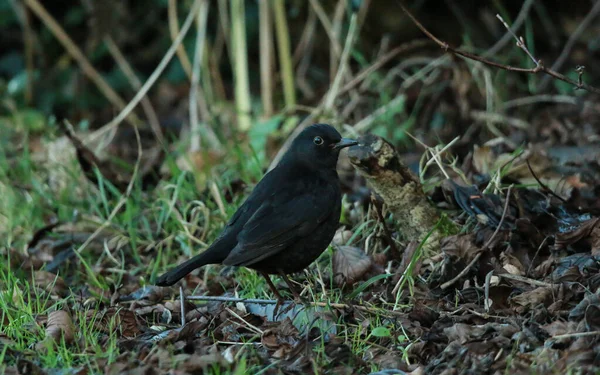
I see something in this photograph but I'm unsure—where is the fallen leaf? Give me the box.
[332,246,373,287]
[38,310,75,347]
[510,287,554,314]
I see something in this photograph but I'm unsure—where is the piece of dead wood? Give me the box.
[347,134,444,252]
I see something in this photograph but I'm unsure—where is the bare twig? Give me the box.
[483,0,535,58]
[180,286,186,327]
[187,295,279,305]
[398,4,600,94]
[526,159,566,203]
[484,270,493,312]
[441,185,514,290]
[498,273,556,288]
[550,331,600,340]
[495,15,539,67]
[185,295,407,317]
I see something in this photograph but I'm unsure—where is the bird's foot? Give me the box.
[273,297,290,318]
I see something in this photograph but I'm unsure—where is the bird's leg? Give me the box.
[260,271,284,300]
[278,271,302,301]
[260,272,286,317]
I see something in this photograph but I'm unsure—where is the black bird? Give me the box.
[155,124,357,299]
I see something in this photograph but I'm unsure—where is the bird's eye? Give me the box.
[313,136,324,145]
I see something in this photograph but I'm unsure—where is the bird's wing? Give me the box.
[222,185,337,267]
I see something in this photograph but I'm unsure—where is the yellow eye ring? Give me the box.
[313,136,324,145]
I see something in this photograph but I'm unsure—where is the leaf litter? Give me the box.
[6,121,600,374]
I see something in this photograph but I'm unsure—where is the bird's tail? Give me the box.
[155,247,224,286]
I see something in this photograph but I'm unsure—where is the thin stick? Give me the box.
[550,331,600,340]
[497,273,556,288]
[187,295,279,305]
[330,0,346,81]
[185,295,407,317]
[484,270,493,312]
[225,308,264,335]
[495,15,539,67]
[526,159,566,203]
[180,286,186,327]
[398,3,600,94]
[482,0,535,58]
[441,185,514,290]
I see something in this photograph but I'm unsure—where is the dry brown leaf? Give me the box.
[500,252,525,276]
[440,234,479,261]
[98,307,141,339]
[556,217,600,248]
[510,287,554,314]
[332,245,373,287]
[261,318,299,359]
[40,310,75,347]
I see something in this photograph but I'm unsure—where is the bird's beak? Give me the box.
[332,138,358,151]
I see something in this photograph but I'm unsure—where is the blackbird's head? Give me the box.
[283,124,358,170]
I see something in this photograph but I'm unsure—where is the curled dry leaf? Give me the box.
[40,310,75,346]
[332,245,373,287]
[98,307,141,339]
